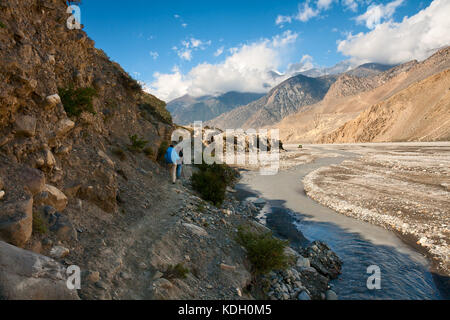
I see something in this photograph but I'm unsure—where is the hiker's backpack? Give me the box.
[164,147,175,164]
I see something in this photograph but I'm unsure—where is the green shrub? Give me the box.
[128,134,148,152]
[298,144,303,149]
[236,227,289,275]
[112,148,127,161]
[163,263,189,280]
[33,212,48,235]
[0,21,6,29]
[191,163,239,206]
[143,147,154,158]
[59,86,97,117]
[157,140,169,163]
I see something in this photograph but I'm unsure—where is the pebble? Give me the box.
[0,190,4,200]
[298,291,311,300]
[49,246,70,259]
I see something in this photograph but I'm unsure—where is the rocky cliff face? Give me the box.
[320,69,450,143]
[0,0,174,299]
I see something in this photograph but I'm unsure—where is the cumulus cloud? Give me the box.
[146,31,300,101]
[276,1,320,25]
[174,38,211,61]
[356,0,404,29]
[276,0,344,25]
[317,0,335,10]
[338,0,450,65]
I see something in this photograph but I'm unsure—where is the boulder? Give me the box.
[0,191,5,200]
[296,256,310,268]
[298,291,311,300]
[0,197,33,247]
[45,94,61,109]
[300,241,342,279]
[0,241,79,300]
[35,185,68,212]
[49,246,70,259]
[326,290,338,300]
[55,119,75,137]
[182,223,208,237]
[14,115,36,137]
[20,167,46,196]
[44,148,56,168]
[50,214,77,241]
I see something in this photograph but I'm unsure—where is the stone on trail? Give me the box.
[220,263,237,272]
[0,241,79,300]
[50,245,70,259]
[182,223,208,237]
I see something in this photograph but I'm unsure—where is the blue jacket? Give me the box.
[164,147,180,164]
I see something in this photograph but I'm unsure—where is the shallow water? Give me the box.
[235,151,448,300]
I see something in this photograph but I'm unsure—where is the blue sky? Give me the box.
[76,0,448,101]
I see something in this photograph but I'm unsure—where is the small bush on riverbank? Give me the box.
[191,163,238,206]
[236,227,289,275]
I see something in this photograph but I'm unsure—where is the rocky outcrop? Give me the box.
[0,0,174,300]
[320,69,450,143]
[0,241,79,300]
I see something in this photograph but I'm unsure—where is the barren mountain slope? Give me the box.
[274,47,450,143]
[207,75,337,130]
[320,69,450,143]
[167,92,264,125]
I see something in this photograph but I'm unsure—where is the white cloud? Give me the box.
[286,54,315,74]
[356,0,404,29]
[338,0,450,65]
[174,38,211,61]
[178,49,192,61]
[342,0,359,12]
[296,1,320,22]
[214,46,224,57]
[146,31,300,101]
[149,51,159,60]
[276,0,337,25]
[317,0,335,10]
[181,23,188,28]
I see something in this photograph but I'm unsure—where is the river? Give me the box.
[235,146,447,300]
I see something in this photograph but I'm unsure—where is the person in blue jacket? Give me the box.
[164,144,180,184]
